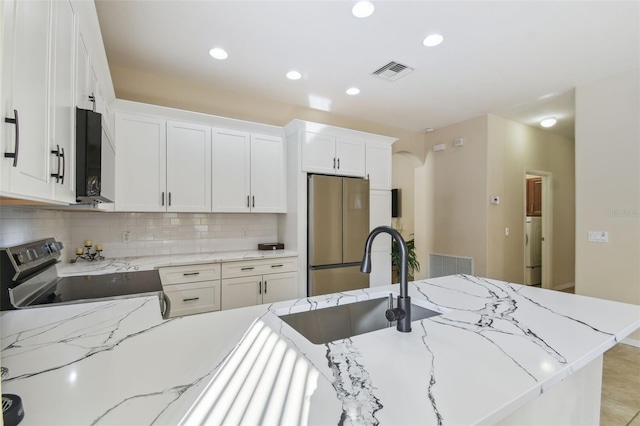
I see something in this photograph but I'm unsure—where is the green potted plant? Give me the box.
[391,236,420,282]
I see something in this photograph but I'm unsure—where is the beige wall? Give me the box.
[487,115,575,287]
[419,116,490,277]
[575,69,640,341]
[110,65,425,159]
[415,114,575,286]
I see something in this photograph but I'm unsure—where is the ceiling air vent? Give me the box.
[371,61,415,82]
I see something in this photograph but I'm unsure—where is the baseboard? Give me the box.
[621,338,640,348]
[552,282,575,291]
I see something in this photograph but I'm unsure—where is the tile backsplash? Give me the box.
[0,206,278,263]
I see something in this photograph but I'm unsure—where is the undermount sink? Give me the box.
[278,295,441,344]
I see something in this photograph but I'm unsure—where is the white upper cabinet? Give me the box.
[250,134,286,213]
[166,121,212,212]
[301,131,365,177]
[335,137,366,177]
[75,33,91,111]
[49,0,77,203]
[0,0,54,200]
[212,129,285,213]
[116,114,214,212]
[366,142,392,190]
[115,113,167,211]
[212,128,251,212]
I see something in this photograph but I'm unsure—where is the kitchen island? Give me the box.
[1,275,639,425]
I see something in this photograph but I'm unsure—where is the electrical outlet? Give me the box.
[122,231,131,243]
[242,229,248,239]
[505,228,510,236]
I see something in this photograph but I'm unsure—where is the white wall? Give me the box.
[0,206,278,263]
[575,68,640,341]
[391,152,423,240]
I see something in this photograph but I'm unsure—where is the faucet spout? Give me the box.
[361,226,412,332]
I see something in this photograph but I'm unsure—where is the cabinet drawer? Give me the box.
[159,263,221,285]
[222,257,298,279]
[165,281,220,317]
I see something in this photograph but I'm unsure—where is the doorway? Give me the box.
[524,171,553,289]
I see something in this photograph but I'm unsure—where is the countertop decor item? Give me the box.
[71,241,104,263]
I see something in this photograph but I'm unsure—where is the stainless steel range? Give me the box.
[1,238,168,317]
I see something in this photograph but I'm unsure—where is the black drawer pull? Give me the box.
[183,272,200,276]
[183,297,200,302]
[241,267,255,271]
[271,264,283,268]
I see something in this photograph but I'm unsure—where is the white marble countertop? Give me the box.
[56,249,298,276]
[1,275,639,425]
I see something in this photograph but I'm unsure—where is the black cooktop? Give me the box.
[30,270,163,306]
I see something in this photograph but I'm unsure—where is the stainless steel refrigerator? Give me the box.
[308,174,370,296]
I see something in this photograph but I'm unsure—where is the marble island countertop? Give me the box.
[56,249,298,276]
[1,275,639,425]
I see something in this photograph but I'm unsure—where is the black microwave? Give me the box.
[76,108,112,203]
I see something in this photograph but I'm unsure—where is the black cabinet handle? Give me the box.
[252,195,255,208]
[51,145,61,183]
[162,192,165,206]
[337,158,340,169]
[258,281,262,294]
[241,266,255,271]
[333,157,336,169]
[271,264,283,268]
[168,192,172,206]
[183,272,200,276]
[247,195,250,208]
[4,109,19,167]
[60,147,65,185]
[182,297,200,302]
[264,280,268,293]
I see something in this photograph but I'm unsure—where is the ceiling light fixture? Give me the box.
[540,117,557,128]
[423,34,444,47]
[352,1,374,18]
[286,71,302,80]
[209,48,228,60]
[346,87,360,95]
[424,127,435,133]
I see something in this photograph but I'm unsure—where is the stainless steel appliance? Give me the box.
[525,216,542,285]
[0,238,167,316]
[76,108,113,203]
[308,174,370,296]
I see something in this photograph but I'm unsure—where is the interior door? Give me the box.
[308,175,342,266]
[342,177,370,263]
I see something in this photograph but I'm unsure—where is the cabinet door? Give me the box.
[115,113,166,211]
[221,276,262,310]
[100,128,116,203]
[335,137,366,177]
[366,143,392,190]
[250,134,286,213]
[262,272,298,304]
[301,131,336,175]
[1,0,54,199]
[75,33,91,110]
[212,128,250,212]
[50,0,76,203]
[167,121,212,212]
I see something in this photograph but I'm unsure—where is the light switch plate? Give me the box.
[588,231,608,243]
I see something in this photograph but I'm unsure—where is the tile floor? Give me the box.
[552,285,639,425]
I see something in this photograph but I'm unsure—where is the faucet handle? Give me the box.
[385,307,406,322]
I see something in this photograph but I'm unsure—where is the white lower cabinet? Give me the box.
[159,264,221,318]
[221,257,298,310]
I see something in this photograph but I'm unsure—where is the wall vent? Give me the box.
[429,254,474,278]
[371,61,415,81]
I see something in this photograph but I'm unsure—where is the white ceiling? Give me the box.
[95,1,640,139]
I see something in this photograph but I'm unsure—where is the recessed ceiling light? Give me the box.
[352,1,374,18]
[425,127,435,133]
[540,117,557,128]
[286,71,302,80]
[209,48,228,60]
[346,87,360,95]
[423,34,444,47]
